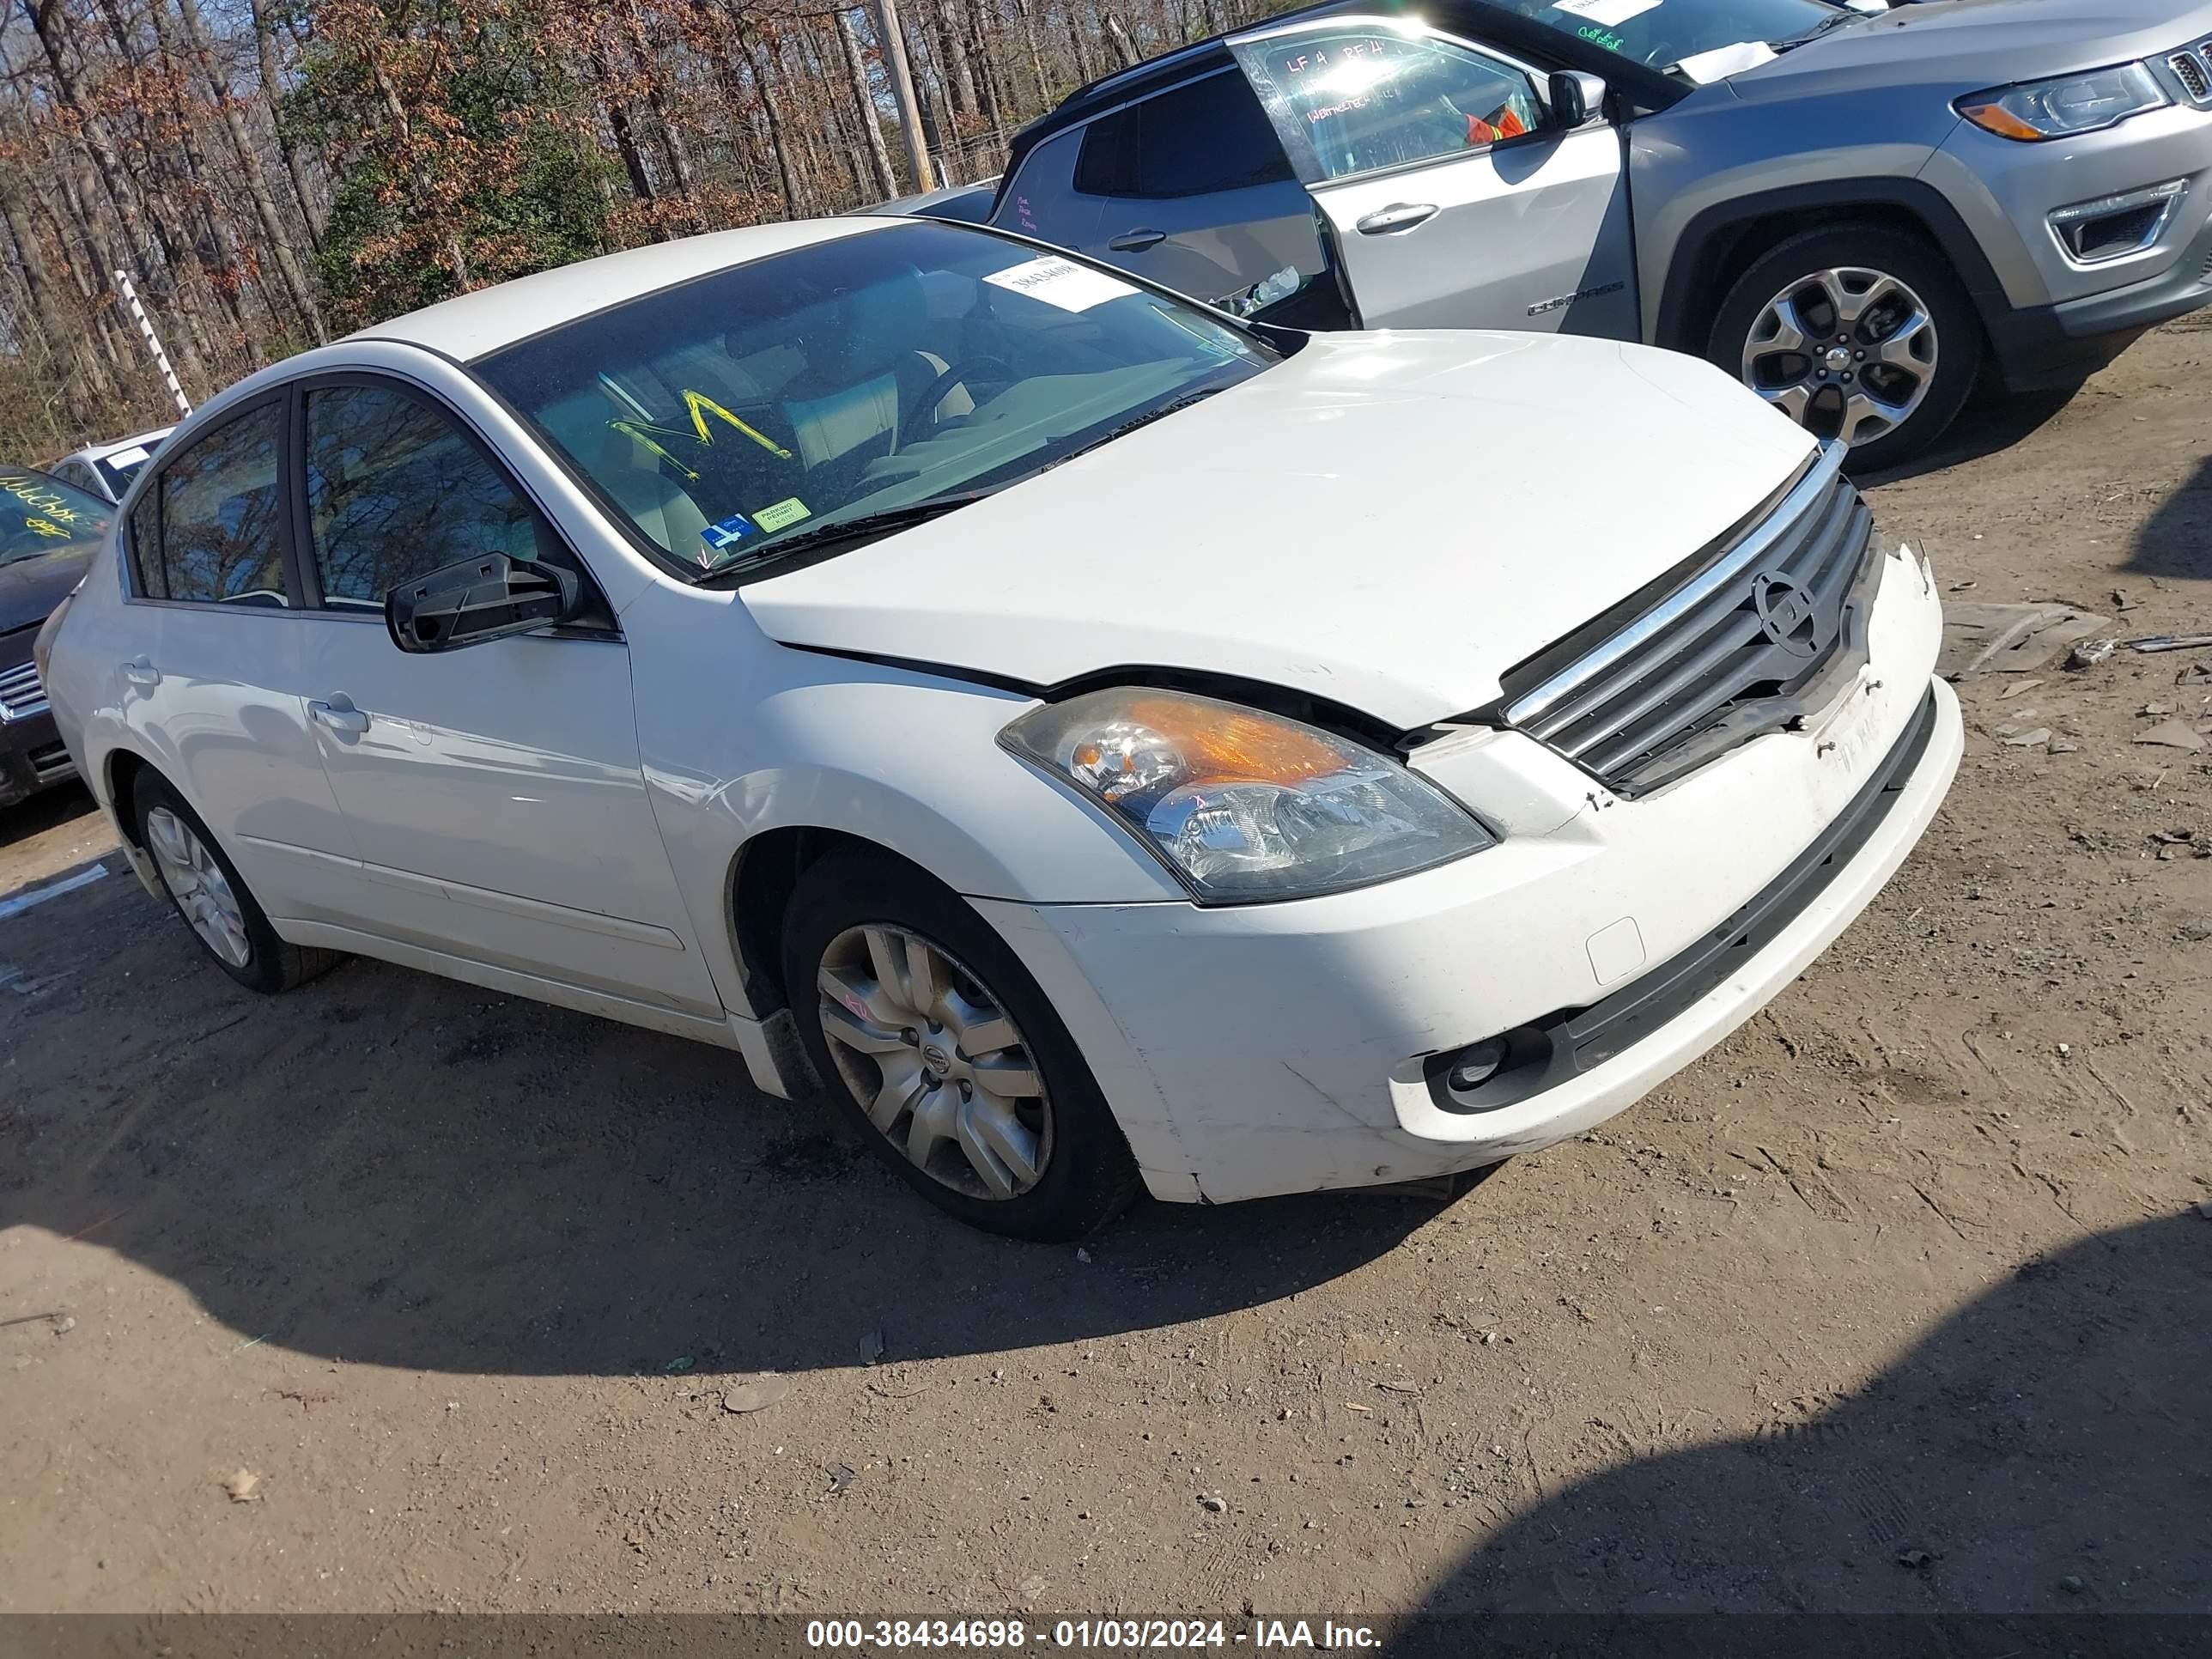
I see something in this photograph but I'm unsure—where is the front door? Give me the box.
[290,376,722,1017]
[1233,18,1638,337]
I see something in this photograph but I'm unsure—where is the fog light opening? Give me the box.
[1426,1024,1558,1115]
[1447,1040,1509,1093]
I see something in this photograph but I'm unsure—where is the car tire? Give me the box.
[1710,224,1983,473]
[131,771,343,994]
[781,847,1140,1241]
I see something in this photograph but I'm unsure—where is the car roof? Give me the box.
[999,0,1684,191]
[347,217,893,362]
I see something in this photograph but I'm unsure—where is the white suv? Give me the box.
[38,218,1960,1238]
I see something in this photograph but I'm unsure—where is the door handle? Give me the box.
[1354,203,1439,235]
[120,656,160,688]
[307,696,369,736]
[1108,227,1168,252]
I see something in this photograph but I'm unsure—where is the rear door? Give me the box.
[1066,70,1326,313]
[115,398,373,926]
[992,128,1104,256]
[1233,16,1637,337]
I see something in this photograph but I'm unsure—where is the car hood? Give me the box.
[742,331,1816,729]
[1736,0,2212,93]
[0,545,94,638]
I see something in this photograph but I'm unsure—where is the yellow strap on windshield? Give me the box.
[609,389,794,479]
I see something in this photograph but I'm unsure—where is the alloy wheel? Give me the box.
[144,805,252,969]
[1741,265,1938,448]
[815,923,1053,1200]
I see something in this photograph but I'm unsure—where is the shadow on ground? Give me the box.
[2130,454,2212,583]
[1385,1211,2210,1653]
[1855,382,2085,491]
[0,868,1443,1379]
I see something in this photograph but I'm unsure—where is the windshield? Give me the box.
[1488,0,1844,70]
[0,470,111,569]
[96,435,164,497]
[477,222,1273,580]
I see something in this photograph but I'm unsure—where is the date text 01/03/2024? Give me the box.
[803,1620,1382,1650]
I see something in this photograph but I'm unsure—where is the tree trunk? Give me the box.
[1103,9,1139,67]
[964,0,1006,137]
[592,43,659,200]
[1061,6,1098,84]
[172,0,326,342]
[740,33,807,217]
[249,0,325,249]
[907,18,950,169]
[142,0,265,353]
[18,0,213,394]
[838,9,898,198]
[1014,0,1048,112]
[0,168,112,401]
[937,0,981,118]
[622,5,699,208]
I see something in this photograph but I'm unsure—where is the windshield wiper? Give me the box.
[1771,9,1861,50]
[1038,386,1229,474]
[696,489,999,579]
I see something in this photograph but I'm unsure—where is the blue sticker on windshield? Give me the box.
[702,513,755,557]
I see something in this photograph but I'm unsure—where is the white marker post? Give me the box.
[112,269,191,417]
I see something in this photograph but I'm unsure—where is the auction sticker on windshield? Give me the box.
[1551,0,1660,23]
[983,256,1139,313]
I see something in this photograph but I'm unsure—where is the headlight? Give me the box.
[1958,63,2168,141]
[1000,687,1492,903]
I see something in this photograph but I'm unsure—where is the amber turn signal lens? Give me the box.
[1121,696,1341,785]
[1960,102,2053,142]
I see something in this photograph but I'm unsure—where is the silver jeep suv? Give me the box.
[988,0,2212,468]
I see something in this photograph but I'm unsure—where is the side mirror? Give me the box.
[1547,70,1608,128]
[386,553,581,653]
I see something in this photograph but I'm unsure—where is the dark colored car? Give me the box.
[1,468,110,807]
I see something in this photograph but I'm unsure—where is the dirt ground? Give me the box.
[2,321,2208,1627]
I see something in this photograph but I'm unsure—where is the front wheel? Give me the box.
[1710,224,1983,472]
[782,848,1139,1240]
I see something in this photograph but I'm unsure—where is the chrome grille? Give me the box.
[29,741,74,784]
[1502,441,1877,795]
[2172,48,2209,101]
[0,659,46,723]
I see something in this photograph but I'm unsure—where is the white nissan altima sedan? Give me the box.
[38,217,1961,1239]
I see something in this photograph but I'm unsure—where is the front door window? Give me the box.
[1239,26,1541,181]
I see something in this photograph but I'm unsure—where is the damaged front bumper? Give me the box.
[974,547,1960,1205]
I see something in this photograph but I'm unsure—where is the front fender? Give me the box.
[1632,90,1967,346]
[628,602,1185,1022]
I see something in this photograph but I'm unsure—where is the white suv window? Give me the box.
[1249,27,1540,180]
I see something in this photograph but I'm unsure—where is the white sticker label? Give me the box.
[1552,0,1660,24]
[106,445,151,469]
[1672,39,1778,82]
[982,256,1139,313]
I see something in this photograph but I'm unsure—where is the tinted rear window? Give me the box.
[1075,74,1292,198]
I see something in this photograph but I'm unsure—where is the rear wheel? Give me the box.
[782,848,1139,1240]
[1711,224,1982,471]
[131,771,342,994]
